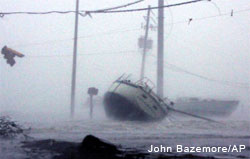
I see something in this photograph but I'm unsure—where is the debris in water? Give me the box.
[0,116,27,138]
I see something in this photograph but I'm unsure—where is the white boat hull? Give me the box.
[103,81,168,121]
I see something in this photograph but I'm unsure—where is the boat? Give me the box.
[103,75,171,121]
[174,97,239,117]
[103,75,220,123]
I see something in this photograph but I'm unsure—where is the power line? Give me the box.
[15,50,138,58]
[165,62,249,88]
[97,0,209,13]
[10,28,141,48]
[0,10,79,16]
[0,0,144,17]
[6,8,250,48]
[1,1,249,19]
[164,0,174,39]
[165,8,250,25]
[19,50,249,88]
[91,0,144,12]
[0,0,208,17]
[147,55,249,88]
[1,47,248,88]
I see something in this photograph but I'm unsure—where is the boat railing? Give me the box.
[115,73,131,82]
[115,75,156,92]
[135,77,155,92]
[115,74,171,111]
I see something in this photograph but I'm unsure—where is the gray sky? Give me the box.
[0,0,249,118]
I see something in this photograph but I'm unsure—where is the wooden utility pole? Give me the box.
[140,6,151,80]
[157,0,164,98]
[70,0,80,118]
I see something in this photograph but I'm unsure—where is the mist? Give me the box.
[0,0,249,122]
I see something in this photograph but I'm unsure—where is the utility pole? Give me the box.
[157,0,164,98]
[70,0,80,118]
[140,6,151,79]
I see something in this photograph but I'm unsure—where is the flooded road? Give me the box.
[1,104,249,159]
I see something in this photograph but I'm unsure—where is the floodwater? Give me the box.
[0,104,249,159]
